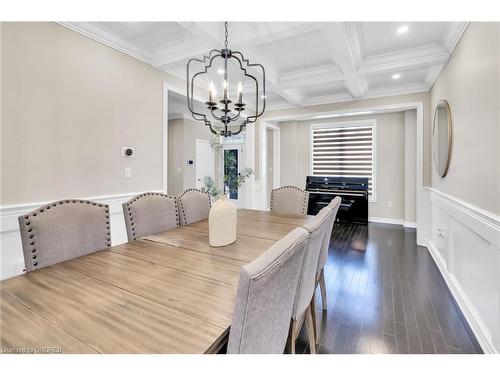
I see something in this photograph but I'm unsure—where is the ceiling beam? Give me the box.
[320,22,368,99]
[357,45,450,76]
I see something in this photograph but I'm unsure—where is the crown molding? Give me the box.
[441,22,469,54]
[425,63,447,90]
[152,40,210,68]
[58,22,154,65]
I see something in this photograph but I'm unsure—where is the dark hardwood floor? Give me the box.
[296,222,482,354]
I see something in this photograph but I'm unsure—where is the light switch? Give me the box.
[124,167,132,179]
[386,201,392,208]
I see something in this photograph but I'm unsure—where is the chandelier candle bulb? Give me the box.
[237,81,243,103]
[209,81,216,102]
[223,80,228,100]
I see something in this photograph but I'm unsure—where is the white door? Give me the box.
[223,144,245,208]
[195,139,215,190]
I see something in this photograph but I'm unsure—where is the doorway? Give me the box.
[222,143,245,208]
[260,121,281,210]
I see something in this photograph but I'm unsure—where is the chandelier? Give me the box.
[186,22,266,137]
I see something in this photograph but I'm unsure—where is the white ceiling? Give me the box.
[61,22,467,110]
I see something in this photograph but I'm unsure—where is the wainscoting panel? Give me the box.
[422,187,500,353]
[0,192,147,281]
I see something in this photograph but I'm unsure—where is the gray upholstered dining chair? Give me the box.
[177,188,211,225]
[270,186,309,215]
[122,192,179,241]
[227,227,309,354]
[288,208,331,354]
[18,200,111,272]
[315,197,342,312]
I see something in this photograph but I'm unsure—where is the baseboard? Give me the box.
[403,221,417,228]
[369,216,416,228]
[424,239,497,354]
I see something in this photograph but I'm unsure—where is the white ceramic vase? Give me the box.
[209,195,237,247]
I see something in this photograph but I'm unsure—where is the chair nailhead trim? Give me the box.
[270,186,309,214]
[22,199,111,267]
[124,192,180,240]
[178,189,210,225]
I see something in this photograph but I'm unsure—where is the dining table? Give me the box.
[0,208,314,354]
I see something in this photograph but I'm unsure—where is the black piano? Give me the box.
[305,176,369,225]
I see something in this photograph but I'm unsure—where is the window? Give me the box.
[310,120,376,201]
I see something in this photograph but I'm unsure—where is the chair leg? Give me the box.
[310,294,318,345]
[287,319,298,354]
[319,269,327,311]
[305,305,316,354]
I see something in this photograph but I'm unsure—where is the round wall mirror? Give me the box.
[432,99,452,177]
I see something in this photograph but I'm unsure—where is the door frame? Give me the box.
[260,121,281,210]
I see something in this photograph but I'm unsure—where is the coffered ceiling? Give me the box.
[61,22,467,110]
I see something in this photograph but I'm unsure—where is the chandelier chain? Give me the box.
[224,21,228,49]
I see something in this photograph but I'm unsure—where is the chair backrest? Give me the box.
[18,200,111,272]
[177,189,211,225]
[270,186,309,215]
[227,227,309,354]
[292,208,331,319]
[316,197,342,273]
[122,192,179,241]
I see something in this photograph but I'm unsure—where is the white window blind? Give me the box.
[311,122,376,199]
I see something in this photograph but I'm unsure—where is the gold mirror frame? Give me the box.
[432,99,453,177]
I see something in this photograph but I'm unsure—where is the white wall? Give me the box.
[0,22,189,205]
[430,23,500,215]
[421,23,500,353]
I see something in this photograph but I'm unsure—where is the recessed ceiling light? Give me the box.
[217,69,225,74]
[397,25,409,34]
[392,73,401,80]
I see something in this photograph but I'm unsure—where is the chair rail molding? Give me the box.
[0,191,158,281]
[421,186,500,354]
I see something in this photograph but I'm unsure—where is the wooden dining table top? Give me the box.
[0,208,314,354]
